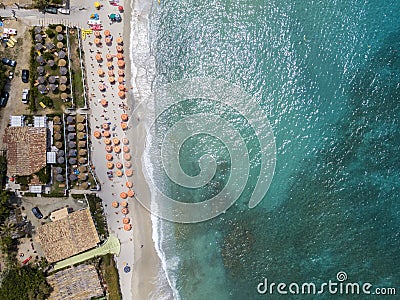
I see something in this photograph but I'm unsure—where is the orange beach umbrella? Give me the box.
[123,146,129,153]
[121,122,127,129]
[97,69,104,76]
[121,201,128,208]
[118,84,125,91]
[104,30,111,36]
[113,138,120,145]
[121,207,129,215]
[124,153,131,161]
[117,53,124,59]
[116,45,123,52]
[94,131,101,138]
[106,54,113,61]
[124,224,132,231]
[106,154,113,161]
[102,123,109,130]
[120,192,127,199]
[108,76,115,83]
[103,130,110,137]
[116,169,123,177]
[108,70,114,76]
[105,145,113,152]
[123,217,130,224]
[101,99,108,106]
[118,69,124,76]
[112,201,119,208]
[127,190,134,197]
[95,54,102,61]
[125,161,132,168]
[118,91,125,98]
[118,76,124,83]
[117,37,123,44]
[126,181,133,188]
[117,60,125,68]
[116,162,123,169]
[126,169,133,177]
[94,38,101,44]
[107,162,114,169]
[121,114,128,121]
[98,84,105,91]
[107,61,113,69]
[122,138,129,145]
[104,138,111,145]
[114,146,121,153]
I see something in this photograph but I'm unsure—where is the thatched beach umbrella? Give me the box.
[38,84,47,93]
[47,60,55,67]
[53,125,61,132]
[81,182,89,189]
[57,149,64,157]
[69,174,77,181]
[49,84,57,92]
[57,34,64,41]
[34,26,42,34]
[67,133,75,141]
[68,141,76,148]
[46,42,55,50]
[68,149,76,157]
[76,114,85,123]
[59,84,67,92]
[78,166,87,173]
[35,34,42,42]
[53,116,61,124]
[54,133,62,141]
[57,42,64,49]
[57,157,65,164]
[55,141,63,149]
[61,93,69,100]
[37,76,46,84]
[67,125,75,132]
[78,157,87,164]
[60,67,68,75]
[37,66,45,75]
[55,25,63,33]
[36,56,44,64]
[77,123,85,132]
[69,157,77,165]
[35,43,43,51]
[66,116,74,124]
[77,132,85,140]
[78,141,86,148]
[78,149,87,156]
[56,174,64,182]
[59,76,68,85]
[48,76,56,84]
[58,50,66,59]
[58,59,66,67]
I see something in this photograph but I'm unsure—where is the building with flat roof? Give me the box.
[36,208,100,263]
[4,126,47,177]
[47,264,104,300]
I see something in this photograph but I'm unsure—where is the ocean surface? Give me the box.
[145,0,400,299]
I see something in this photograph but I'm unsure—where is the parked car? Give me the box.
[31,207,43,219]
[22,89,29,104]
[0,91,9,107]
[1,57,16,67]
[58,8,70,15]
[44,6,58,14]
[21,69,29,83]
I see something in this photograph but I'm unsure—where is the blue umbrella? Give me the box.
[124,265,131,273]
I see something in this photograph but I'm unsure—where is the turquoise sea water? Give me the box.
[148,0,400,299]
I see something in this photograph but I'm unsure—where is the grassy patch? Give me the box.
[99,254,122,300]
[86,194,108,239]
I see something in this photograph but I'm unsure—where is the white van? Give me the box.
[22,89,29,104]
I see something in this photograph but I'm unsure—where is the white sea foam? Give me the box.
[130,0,180,298]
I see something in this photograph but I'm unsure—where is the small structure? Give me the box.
[46,152,57,164]
[29,185,43,194]
[9,115,24,127]
[46,264,104,300]
[50,207,69,222]
[4,127,47,177]
[34,116,47,128]
[36,208,100,263]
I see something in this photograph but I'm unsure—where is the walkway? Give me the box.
[53,234,120,271]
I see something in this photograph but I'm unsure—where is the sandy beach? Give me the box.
[80,0,167,299]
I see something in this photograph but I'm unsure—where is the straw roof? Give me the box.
[47,264,103,300]
[76,114,85,123]
[55,25,63,33]
[36,208,100,263]
[58,59,67,67]
[4,127,47,177]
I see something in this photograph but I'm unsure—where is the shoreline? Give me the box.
[127,0,174,299]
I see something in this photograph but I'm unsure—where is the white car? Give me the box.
[22,89,29,104]
[87,20,102,26]
[58,8,70,15]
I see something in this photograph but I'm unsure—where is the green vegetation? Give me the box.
[45,28,55,39]
[0,191,11,226]
[71,193,85,199]
[0,63,10,95]
[0,155,7,188]
[86,194,108,237]
[0,266,52,300]
[35,166,51,184]
[29,46,38,112]
[98,254,122,300]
